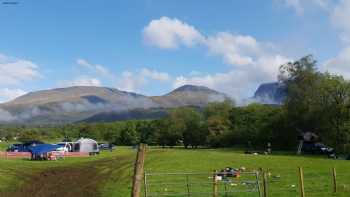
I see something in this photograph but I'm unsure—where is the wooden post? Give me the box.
[186,174,190,197]
[298,167,305,197]
[132,143,147,197]
[255,171,262,197]
[213,170,218,197]
[262,171,268,197]
[144,171,148,197]
[332,167,337,193]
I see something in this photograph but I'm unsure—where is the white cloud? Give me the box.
[173,55,290,101]
[117,68,171,92]
[320,0,350,79]
[0,88,27,103]
[143,17,291,101]
[76,58,110,76]
[331,0,350,43]
[117,71,147,92]
[59,76,102,87]
[205,32,263,66]
[143,16,204,49]
[0,54,41,85]
[75,58,171,93]
[278,0,332,15]
[322,47,350,78]
[140,68,170,81]
[0,109,16,122]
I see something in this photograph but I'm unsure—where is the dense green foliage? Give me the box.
[1,55,350,152]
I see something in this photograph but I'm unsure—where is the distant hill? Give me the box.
[253,82,287,104]
[151,85,230,108]
[0,85,231,124]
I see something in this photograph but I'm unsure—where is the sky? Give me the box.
[0,0,350,103]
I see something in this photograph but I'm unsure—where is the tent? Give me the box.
[74,138,99,154]
[7,140,44,152]
[29,144,61,159]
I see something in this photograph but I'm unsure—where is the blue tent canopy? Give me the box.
[28,144,61,155]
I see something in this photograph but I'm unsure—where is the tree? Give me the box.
[154,118,182,147]
[167,108,204,148]
[18,130,41,142]
[314,74,350,150]
[279,55,322,131]
[204,101,233,147]
[279,55,350,152]
[119,121,139,145]
[229,104,283,148]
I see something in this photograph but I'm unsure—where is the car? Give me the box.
[302,142,335,156]
[99,143,115,150]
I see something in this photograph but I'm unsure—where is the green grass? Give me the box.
[0,141,11,151]
[0,147,349,197]
[144,149,350,197]
[0,147,136,194]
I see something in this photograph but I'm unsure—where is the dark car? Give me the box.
[302,142,335,156]
[99,143,115,150]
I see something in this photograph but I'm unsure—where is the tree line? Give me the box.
[0,55,349,153]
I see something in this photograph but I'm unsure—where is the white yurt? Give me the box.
[74,138,99,154]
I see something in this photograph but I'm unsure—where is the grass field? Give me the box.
[0,146,349,197]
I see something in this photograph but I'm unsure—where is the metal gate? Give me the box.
[144,171,261,197]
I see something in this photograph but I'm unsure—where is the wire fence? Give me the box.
[143,167,350,197]
[144,171,261,197]
[265,167,350,197]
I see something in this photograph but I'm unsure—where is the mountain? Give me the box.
[253,82,287,104]
[0,85,231,124]
[151,85,230,108]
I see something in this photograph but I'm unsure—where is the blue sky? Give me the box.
[0,0,349,103]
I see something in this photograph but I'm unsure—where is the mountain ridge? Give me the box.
[0,85,231,124]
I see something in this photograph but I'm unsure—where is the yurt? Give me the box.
[74,138,99,154]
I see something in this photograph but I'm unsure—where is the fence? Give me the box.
[264,167,350,197]
[0,151,31,159]
[0,151,90,159]
[143,167,350,197]
[144,171,261,197]
[52,151,90,158]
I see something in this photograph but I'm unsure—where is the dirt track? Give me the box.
[1,154,134,197]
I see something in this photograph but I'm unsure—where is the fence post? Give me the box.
[186,174,190,197]
[255,171,262,197]
[132,143,147,197]
[213,170,218,197]
[298,167,305,197]
[262,171,268,197]
[332,167,337,193]
[144,171,148,197]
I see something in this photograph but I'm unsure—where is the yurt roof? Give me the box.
[76,138,97,143]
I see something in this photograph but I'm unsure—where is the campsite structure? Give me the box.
[74,138,99,154]
[3,138,100,160]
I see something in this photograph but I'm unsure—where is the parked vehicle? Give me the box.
[55,142,74,152]
[99,143,115,151]
[302,142,335,156]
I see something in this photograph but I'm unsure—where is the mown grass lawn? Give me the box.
[0,147,136,196]
[0,147,349,197]
[144,148,350,197]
